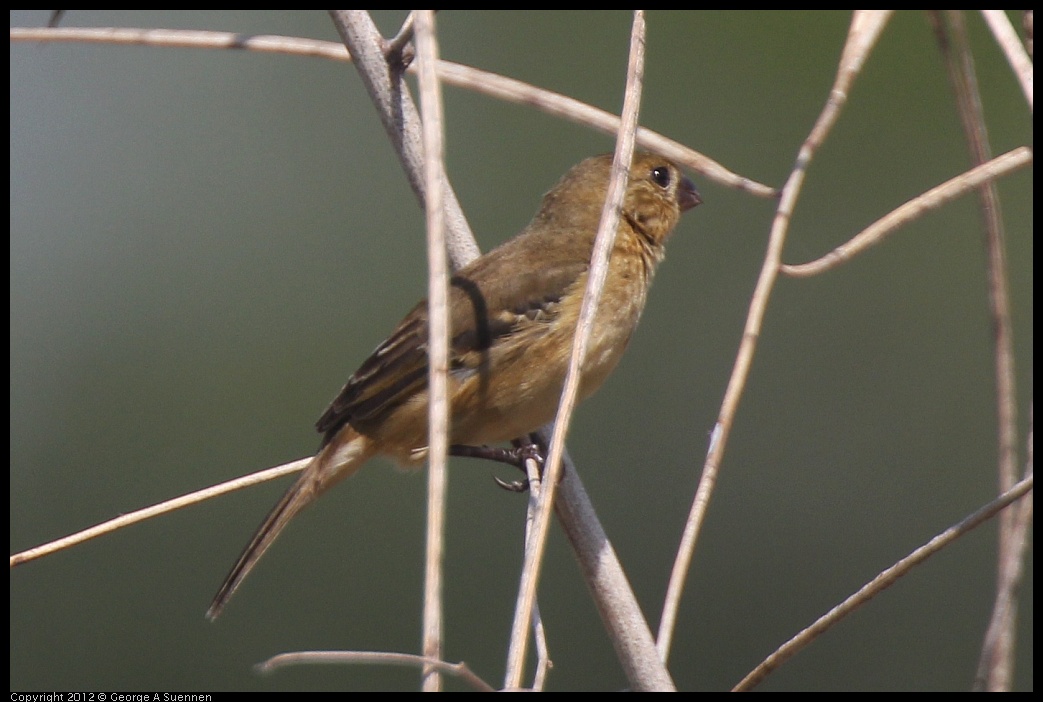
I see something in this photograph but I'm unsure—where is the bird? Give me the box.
[206,152,701,620]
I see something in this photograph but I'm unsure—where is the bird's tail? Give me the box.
[206,428,376,620]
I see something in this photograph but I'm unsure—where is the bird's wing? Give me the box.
[314,258,588,443]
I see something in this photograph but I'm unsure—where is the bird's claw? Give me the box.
[493,475,531,492]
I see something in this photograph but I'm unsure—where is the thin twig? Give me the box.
[734,474,1034,691]
[779,147,1032,278]
[975,407,1034,691]
[9,26,774,198]
[257,649,496,692]
[930,11,1025,692]
[521,449,551,690]
[504,11,674,693]
[431,60,773,198]
[415,10,451,692]
[10,458,310,567]
[383,11,417,67]
[502,11,649,688]
[656,10,894,663]
[980,10,1034,112]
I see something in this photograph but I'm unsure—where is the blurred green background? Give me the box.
[10,10,1032,691]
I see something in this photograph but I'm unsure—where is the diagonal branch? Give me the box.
[656,10,894,662]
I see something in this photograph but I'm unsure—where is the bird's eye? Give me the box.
[651,166,672,189]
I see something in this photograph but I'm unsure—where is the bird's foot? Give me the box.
[449,435,546,493]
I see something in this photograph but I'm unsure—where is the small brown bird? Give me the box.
[206,152,701,619]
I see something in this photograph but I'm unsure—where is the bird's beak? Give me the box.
[678,176,702,212]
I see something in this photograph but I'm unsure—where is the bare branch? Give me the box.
[10,458,309,567]
[734,474,1034,691]
[9,26,774,197]
[414,9,451,692]
[980,10,1034,111]
[505,11,674,693]
[780,147,1031,278]
[657,9,894,662]
[258,649,497,692]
